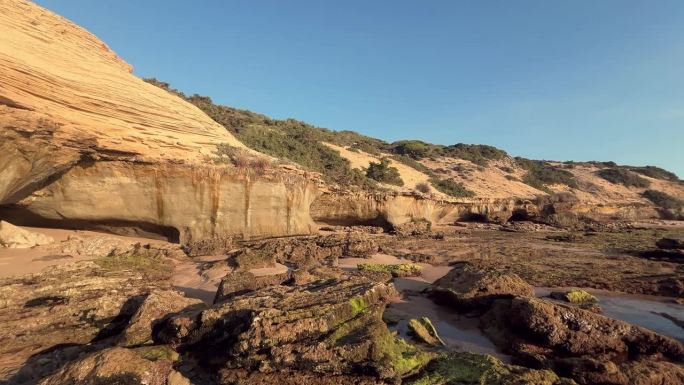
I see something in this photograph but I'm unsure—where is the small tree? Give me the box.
[366,159,404,186]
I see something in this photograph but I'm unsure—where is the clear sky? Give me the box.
[36,0,684,177]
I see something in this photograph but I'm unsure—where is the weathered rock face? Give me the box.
[481,297,684,385]
[431,262,535,310]
[311,192,536,227]
[0,220,53,248]
[5,161,320,243]
[311,191,657,230]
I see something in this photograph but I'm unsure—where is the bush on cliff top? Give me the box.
[366,159,404,186]
[642,190,683,210]
[429,177,475,198]
[515,158,579,193]
[628,166,679,182]
[596,168,651,188]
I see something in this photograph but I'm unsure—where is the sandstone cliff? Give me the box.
[0,0,319,242]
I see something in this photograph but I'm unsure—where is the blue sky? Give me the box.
[36,0,684,177]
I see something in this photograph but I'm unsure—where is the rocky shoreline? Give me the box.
[0,221,682,385]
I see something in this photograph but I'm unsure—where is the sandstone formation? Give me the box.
[0,220,54,248]
[0,0,320,243]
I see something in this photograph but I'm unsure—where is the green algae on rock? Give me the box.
[406,352,576,385]
[408,317,445,346]
[550,289,598,304]
[358,263,423,278]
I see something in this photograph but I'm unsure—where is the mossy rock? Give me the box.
[133,345,179,362]
[408,317,445,346]
[550,289,597,304]
[406,352,575,385]
[357,263,422,278]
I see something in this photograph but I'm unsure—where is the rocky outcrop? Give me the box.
[230,232,379,269]
[0,261,180,382]
[0,221,53,248]
[120,291,204,347]
[430,262,534,310]
[154,274,434,381]
[213,270,293,303]
[481,297,684,385]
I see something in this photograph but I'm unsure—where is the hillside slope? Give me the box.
[148,80,684,222]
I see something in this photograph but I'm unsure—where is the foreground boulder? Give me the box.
[481,297,684,385]
[406,352,575,385]
[120,291,204,347]
[431,262,534,310]
[155,274,434,381]
[407,317,445,346]
[38,347,190,385]
[0,260,179,383]
[0,221,54,248]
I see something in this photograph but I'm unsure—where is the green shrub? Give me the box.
[441,144,508,166]
[515,158,578,192]
[642,190,683,210]
[628,166,679,182]
[366,159,404,186]
[429,177,475,198]
[415,182,431,194]
[391,140,434,159]
[145,78,378,189]
[596,168,650,188]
